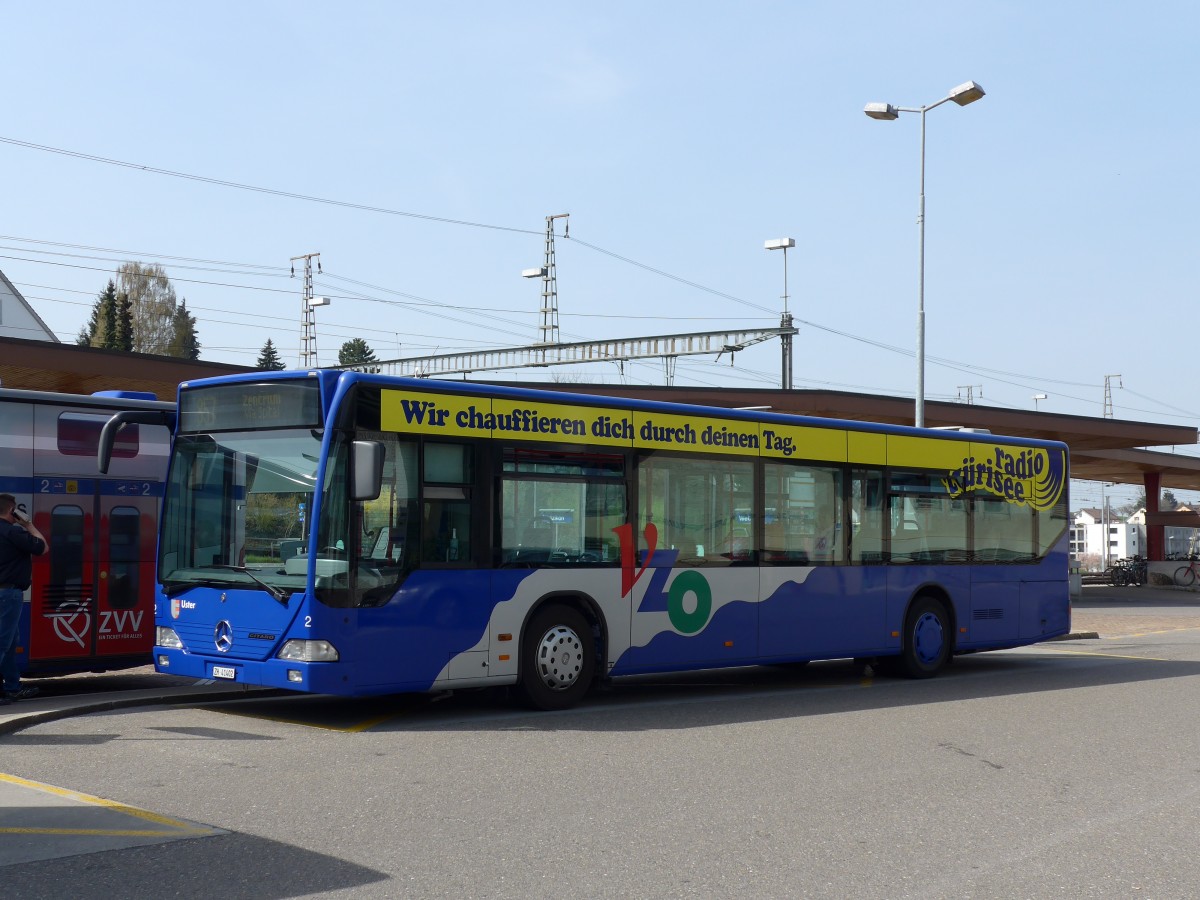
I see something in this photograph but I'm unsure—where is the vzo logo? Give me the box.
[614,523,713,635]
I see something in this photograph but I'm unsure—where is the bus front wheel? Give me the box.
[517,604,596,711]
[899,595,951,679]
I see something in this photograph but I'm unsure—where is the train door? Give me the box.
[24,406,165,673]
[27,480,160,667]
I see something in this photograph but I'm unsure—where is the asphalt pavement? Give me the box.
[0,667,274,736]
[3,580,1194,736]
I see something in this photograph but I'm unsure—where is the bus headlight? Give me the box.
[157,627,184,650]
[277,639,339,662]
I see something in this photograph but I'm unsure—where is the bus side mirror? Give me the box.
[98,409,177,474]
[351,440,385,501]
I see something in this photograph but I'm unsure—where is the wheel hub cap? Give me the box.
[914,612,944,664]
[535,624,584,691]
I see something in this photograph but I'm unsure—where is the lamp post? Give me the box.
[1033,393,1047,411]
[864,80,985,428]
[765,238,796,389]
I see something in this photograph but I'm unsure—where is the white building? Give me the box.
[1071,508,1143,569]
[1128,506,1200,560]
[0,269,59,343]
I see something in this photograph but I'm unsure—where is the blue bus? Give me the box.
[103,371,1070,710]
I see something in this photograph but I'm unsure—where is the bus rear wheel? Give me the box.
[899,595,951,679]
[517,604,596,711]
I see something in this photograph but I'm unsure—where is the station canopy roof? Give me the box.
[3,337,1197,493]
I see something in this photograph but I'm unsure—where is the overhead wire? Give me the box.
[13,246,1200,419]
[2,139,1197,419]
[20,287,521,353]
[0,136,541,236]
[0,234,287,272]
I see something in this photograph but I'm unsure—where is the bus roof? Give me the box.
[178,369,1069,453]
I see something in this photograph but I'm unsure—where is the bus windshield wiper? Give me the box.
[211,565,293,606]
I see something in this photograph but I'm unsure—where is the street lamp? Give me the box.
[302,295,330,368]
[765,238,796,390]
[864,80,986,428]
[1033,393,1047,410]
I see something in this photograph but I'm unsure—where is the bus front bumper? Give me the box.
[153,647,349,694]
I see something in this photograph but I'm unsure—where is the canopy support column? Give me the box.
[1144,471,1163,560]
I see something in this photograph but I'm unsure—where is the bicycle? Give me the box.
[1107,556,1146,587]
[1174,557,1200,587]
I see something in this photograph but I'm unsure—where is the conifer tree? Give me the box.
[77,280,119,347]
[167,298,201,360]
[338,338,380,373]
[114,293,134,352]
[78,266,185,354]
[100,289,119,349]
[256,338,286,371]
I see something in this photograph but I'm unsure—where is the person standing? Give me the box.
[0,494,48,705]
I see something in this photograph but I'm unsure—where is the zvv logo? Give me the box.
[51,600,91,648]
[100,609,144,635]
[49,603,144,647]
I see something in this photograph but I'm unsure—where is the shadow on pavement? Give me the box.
[201,645,1200,736]
[2,831,390,899]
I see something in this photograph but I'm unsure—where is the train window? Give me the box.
[108,507,140,610]
[58,413,139,458]
[48,505,87,597]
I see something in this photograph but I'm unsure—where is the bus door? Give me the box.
[26,477,159,666]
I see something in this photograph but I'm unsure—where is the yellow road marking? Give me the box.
[212,705,400,733]
[0,772,213,835]
[1105,625,1200,639]
[1040,646,1171,662]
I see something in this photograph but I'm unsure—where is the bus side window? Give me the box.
[421,443,473,564]
[499,448,625,566]
[763,462,842,564]
[639,454,753,567]
[850,469,885,564]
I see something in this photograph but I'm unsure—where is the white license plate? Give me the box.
[212,666,237,680]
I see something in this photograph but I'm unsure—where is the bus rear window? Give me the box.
[59,413,138,458]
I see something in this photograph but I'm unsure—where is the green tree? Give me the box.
[101,289,119,348]
[113,293,134,352]
[166,298,201,360]
[338,338,380,373]
[1121,490,1180,517]
[256,338,286,371]
[77,280,119,347]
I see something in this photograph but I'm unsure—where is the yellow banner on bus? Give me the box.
[379,389,1065,508]
[382,391,779,456]
[381,391,634,446]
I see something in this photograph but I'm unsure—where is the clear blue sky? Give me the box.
[3,2,1197,509]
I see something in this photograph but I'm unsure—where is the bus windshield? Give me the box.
[158,428,322,596]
